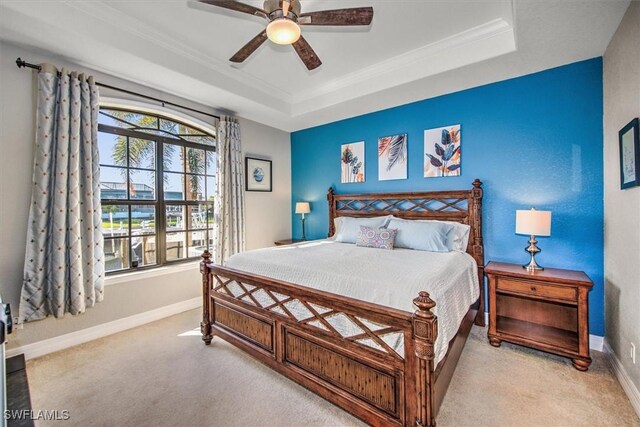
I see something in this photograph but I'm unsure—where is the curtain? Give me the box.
[215,116,245,264]
[19,65,104,322]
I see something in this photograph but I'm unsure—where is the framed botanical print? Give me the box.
[341,141,365,183]
[424,124,461,178]
[245,157,272,192]
[378,134,407,181]
[619,118,640,190]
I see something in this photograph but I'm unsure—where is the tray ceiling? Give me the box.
[0,0,629,131]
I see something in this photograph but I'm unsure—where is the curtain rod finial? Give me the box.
[16,57,25,68]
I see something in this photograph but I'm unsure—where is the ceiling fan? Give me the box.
[198,0,374,70]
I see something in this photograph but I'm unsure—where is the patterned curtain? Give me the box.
[19,65,104,322]
[215,116,245,264]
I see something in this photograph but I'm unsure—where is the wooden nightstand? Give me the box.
[485,261,593,371]
[274,239,305,246]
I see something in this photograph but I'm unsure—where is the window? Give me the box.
[98,108,216,273]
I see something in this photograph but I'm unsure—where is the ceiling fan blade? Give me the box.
[298,7,374,26]
[198,0,267,19]
[292,36,322,70]
[230,30,268,63]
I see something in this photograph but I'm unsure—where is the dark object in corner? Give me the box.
[6,354,34,427]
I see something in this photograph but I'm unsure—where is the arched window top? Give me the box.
[99,108,216,147]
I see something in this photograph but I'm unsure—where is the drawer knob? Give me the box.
[530,286,537,292]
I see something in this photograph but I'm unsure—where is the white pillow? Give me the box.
[387,218,453,252]
[389,217,470,252]
[443,221,471,252]
[333,216,392,243]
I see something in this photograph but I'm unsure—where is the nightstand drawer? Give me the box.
[496,278,576,302]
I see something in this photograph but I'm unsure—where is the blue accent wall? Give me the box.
[291,58,604,336]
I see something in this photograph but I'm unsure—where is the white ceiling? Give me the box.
[0,0,630,132]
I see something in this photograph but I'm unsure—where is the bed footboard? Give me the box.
[200,251,445,427]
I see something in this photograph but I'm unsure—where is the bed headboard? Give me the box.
[327,179,485,324]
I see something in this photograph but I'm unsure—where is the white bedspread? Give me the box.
[225,240,479,364]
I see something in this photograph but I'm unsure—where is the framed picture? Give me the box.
[619,118,640,190]
[245,157,272,192]
[424,124,461,178]
[378,134,407,181]
[341,141,365,183]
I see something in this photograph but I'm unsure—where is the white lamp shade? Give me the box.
[515,209,552,236]
[266,18,301,45]
[295,202,311,215]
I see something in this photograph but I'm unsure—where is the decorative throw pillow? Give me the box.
[333,216,393,243]
[356,226,397,250]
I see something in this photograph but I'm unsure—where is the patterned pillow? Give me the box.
[356,226,397,250]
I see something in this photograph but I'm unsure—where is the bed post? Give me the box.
[470,179,485,326]
[327,187,336,237]
[201,250,213,345]
[413,291,438,427]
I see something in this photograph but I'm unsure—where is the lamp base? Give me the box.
[301,217,307,241]
[522,259,544,272]
[523,235,544,272]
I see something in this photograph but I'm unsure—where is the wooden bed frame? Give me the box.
[200,179,485,427]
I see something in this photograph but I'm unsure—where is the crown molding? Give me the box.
[293,17,514,104]
[43,0,515,120]
[290,17,516,116]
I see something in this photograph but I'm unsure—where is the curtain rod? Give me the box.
[15,57,220,121]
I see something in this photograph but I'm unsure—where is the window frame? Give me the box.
[98,108,216,275]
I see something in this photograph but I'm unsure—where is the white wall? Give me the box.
[241,117,292,250]
[0,41,291,350]
[603,1,640,391]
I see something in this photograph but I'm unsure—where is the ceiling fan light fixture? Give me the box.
[266,18,301,45]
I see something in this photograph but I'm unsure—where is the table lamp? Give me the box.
[295,202,311,240]
[515,208,552,272]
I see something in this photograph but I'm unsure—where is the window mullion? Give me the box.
[157,140,166,267]
[126,136,133,268]
[128,205,135,268]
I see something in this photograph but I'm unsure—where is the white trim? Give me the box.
[604,339,640,418]
[105,261,200,286]
[6,298,201,360]
[482,312,604,351]
[590,335,604,352]
[292,17,515,106]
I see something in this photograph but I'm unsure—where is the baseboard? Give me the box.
[604,339,640,418]
[6,297,201,360]
[482,312,604,351]
[590,334,604,352]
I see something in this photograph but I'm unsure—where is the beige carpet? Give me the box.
[26,309,639,427]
